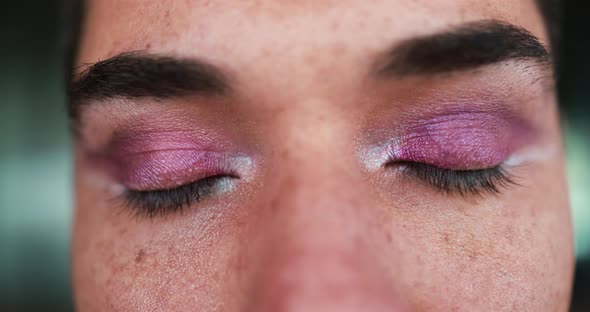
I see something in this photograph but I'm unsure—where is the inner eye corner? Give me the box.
[382,158,407,168]
[384,160,426,169]
[221,172,241,180]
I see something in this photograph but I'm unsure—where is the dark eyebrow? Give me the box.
[68,52,231,117]
[377,20,551,76]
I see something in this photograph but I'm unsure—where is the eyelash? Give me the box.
[119,160,513,217]
[121,175,235,217]
[390,161,515,196]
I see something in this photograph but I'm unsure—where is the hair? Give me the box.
[62,0,562,87]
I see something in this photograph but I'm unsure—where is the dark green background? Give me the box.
[1,1,588,311]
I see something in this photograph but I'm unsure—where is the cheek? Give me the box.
[376,214,543,310]
[72,172,244,311]
[73,222,235,311]
[373,164,572,310]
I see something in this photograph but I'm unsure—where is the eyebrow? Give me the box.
[68,52,231,117]
[377,20,550,76]
[68,20,550,119]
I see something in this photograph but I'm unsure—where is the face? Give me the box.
[71,0,574,311]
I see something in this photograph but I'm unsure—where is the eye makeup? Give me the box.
[504,144,557,166]
[88,128,256,192]
[111,149,250,191]
[362,107,535,171]
[357,102,541,196]
[391,111,523,169]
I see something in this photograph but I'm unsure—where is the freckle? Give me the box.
[331,42,347,57]
[261,47,272,58]
[304,53,318,67]
[356,20,366,30]
[385,231,392,243]
[135,249,146,263]
[443,233,451,244]
[145,43,152,49]
[117,228,128,238]
[113,261,126,274]
[467,250,479,261]
[330,21,340,32]
[268,195,281,213]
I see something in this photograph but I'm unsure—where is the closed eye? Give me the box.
[121,175,238,218]
[388,161,515,196]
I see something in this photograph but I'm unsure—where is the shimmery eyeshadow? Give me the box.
[504,144,557,166]
[90,128,255,190]
[113,150,250,190]
[395,112,513,169]
[362,108,534,170]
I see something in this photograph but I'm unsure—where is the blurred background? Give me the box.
[0,1,588,311]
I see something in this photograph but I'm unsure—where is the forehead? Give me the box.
[78,0,546,70]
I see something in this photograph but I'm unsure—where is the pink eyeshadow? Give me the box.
[389,110,532,169]
[93,129,252,190]
[114,150,239,190]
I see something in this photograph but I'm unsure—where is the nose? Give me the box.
[244,117,410,312]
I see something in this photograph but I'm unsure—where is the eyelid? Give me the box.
[361,120,525,172]
[360,138,507,173]
[92,147,255,191]
[394,117,513,169]
[359,106,538,171]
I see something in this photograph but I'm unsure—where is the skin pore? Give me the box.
[71,0,573,311]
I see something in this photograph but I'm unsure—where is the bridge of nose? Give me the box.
[235,99,410,311]
[255,96,376,251]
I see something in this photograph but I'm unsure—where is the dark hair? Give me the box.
[62,0,561,86]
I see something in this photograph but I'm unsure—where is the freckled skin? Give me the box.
[73,1,573,311]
